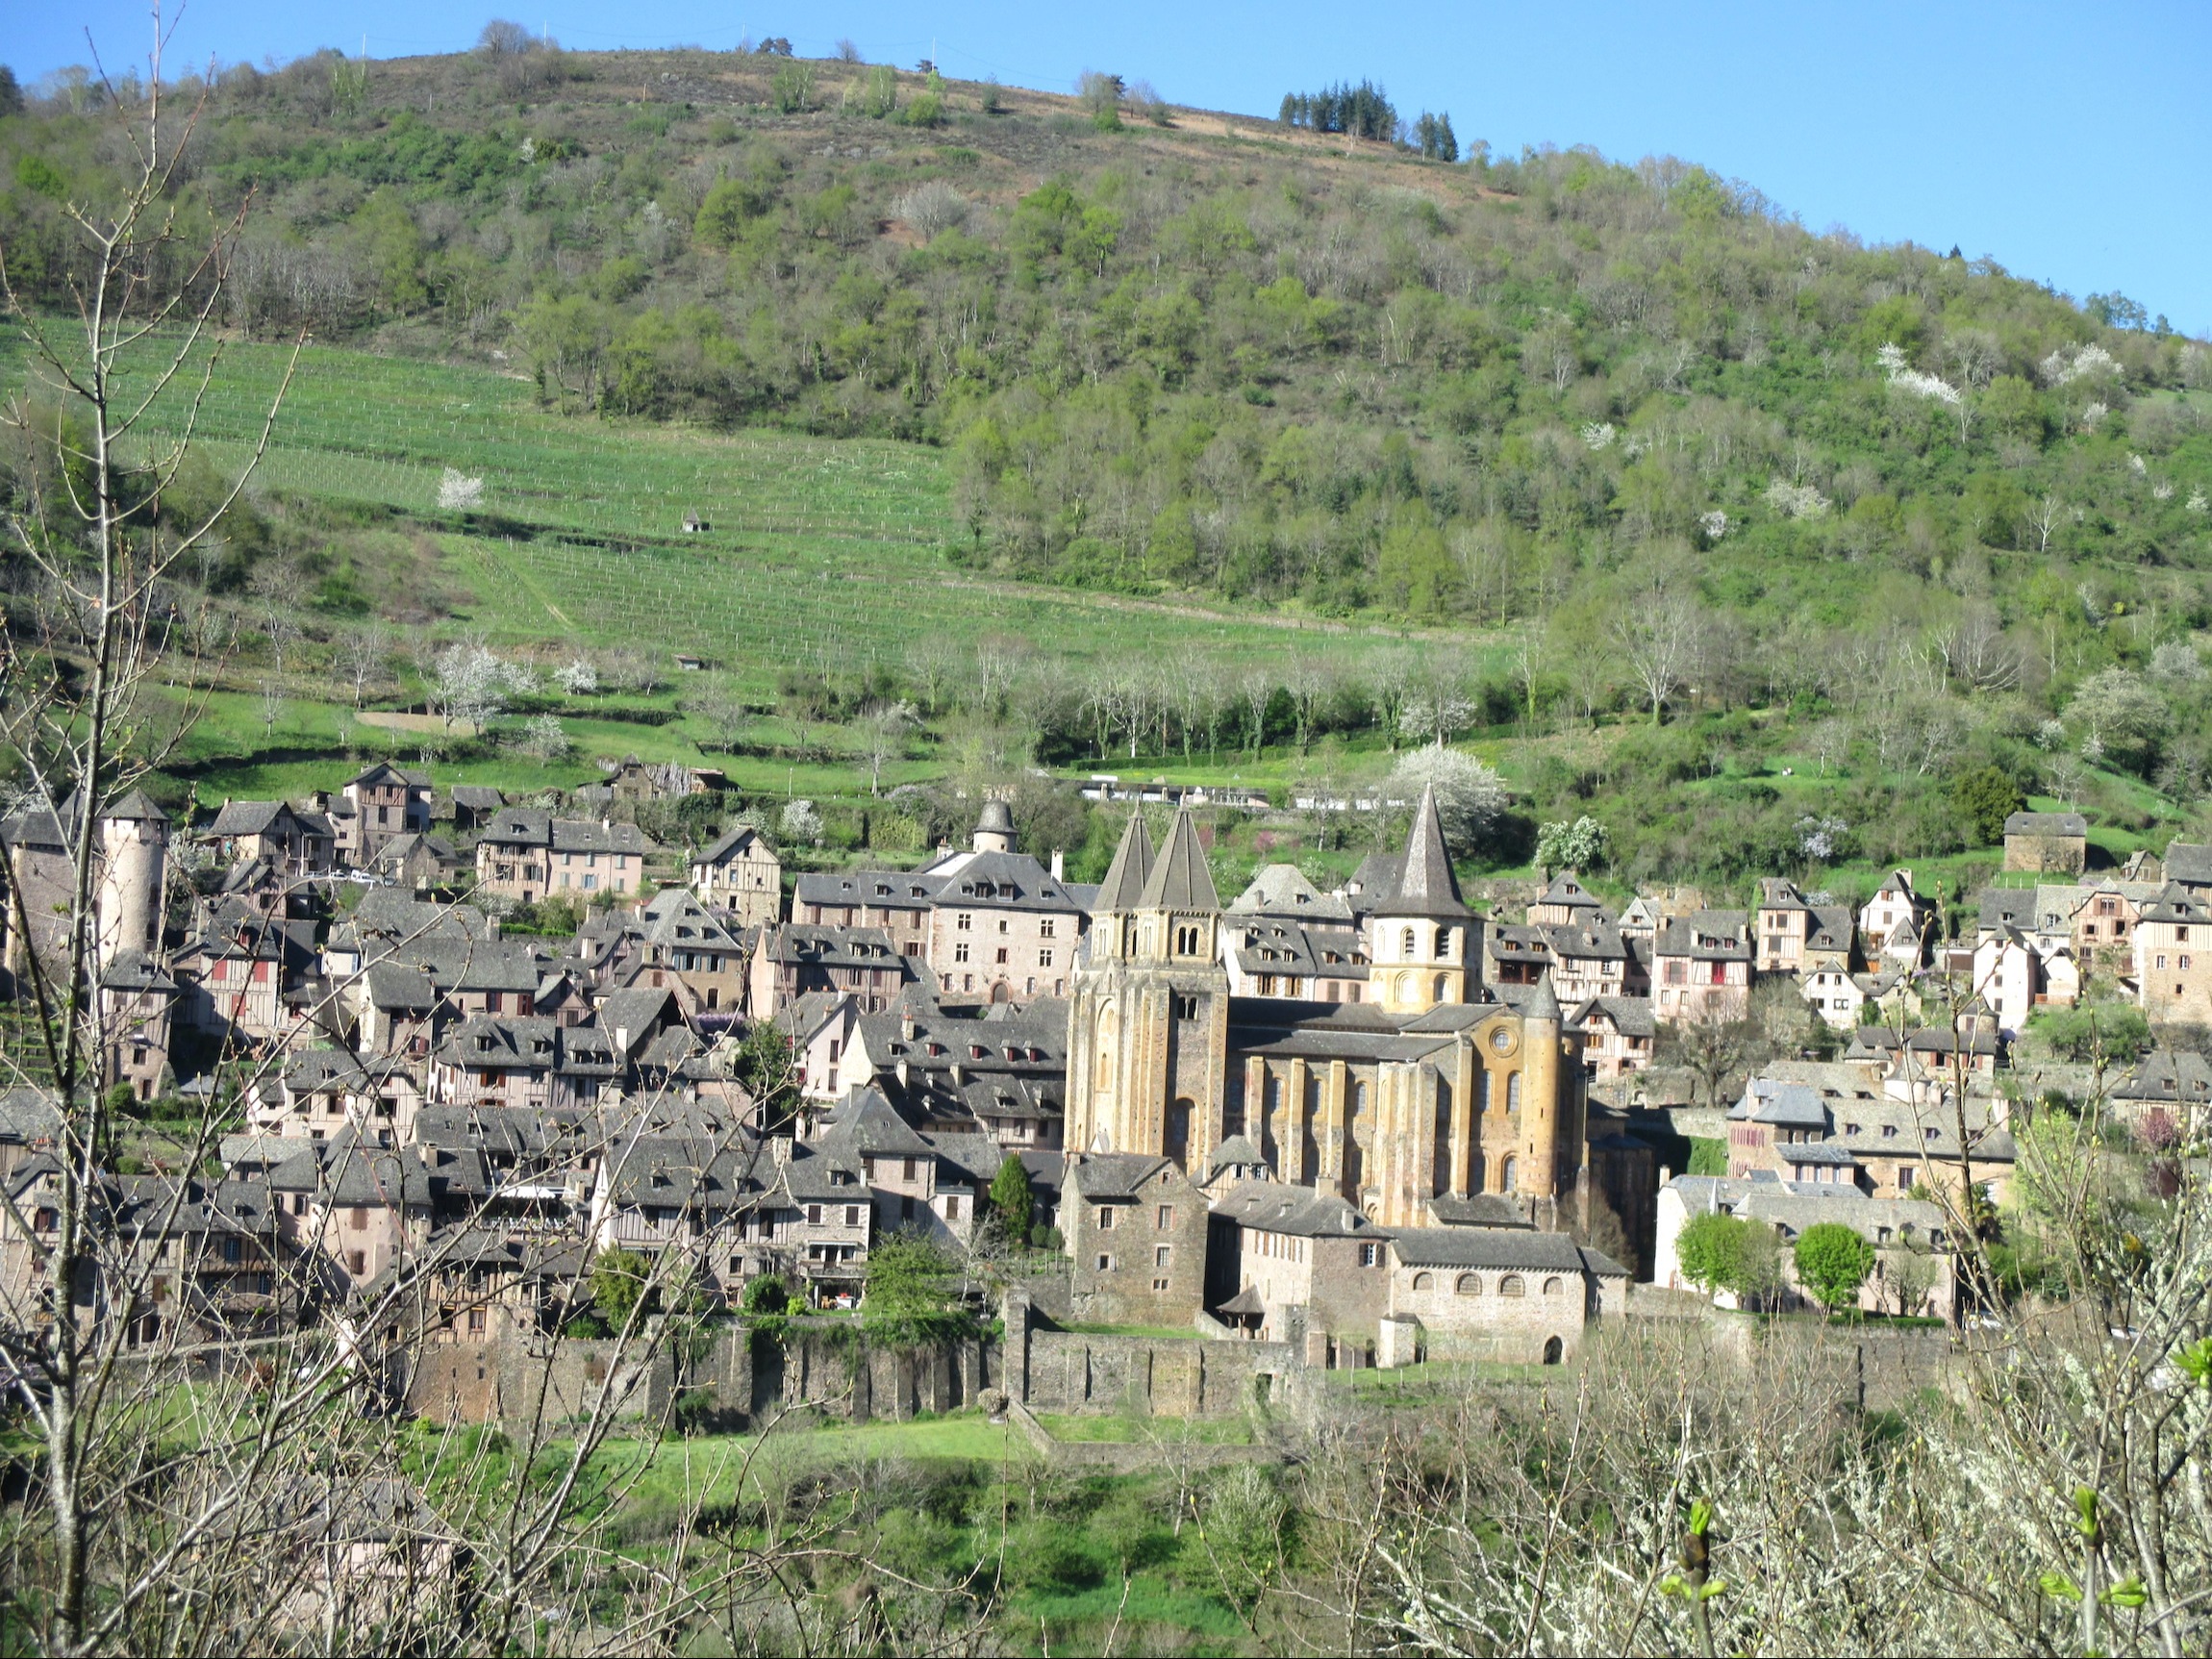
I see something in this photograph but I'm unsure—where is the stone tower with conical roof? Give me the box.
[1370,783,1474,1015]
[1065,808,1231,1172]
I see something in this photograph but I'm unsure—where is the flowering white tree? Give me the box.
[428,637,509,731]
[555,657,599,695]
[437,466,486,511]
[1386,743,1506,855]
[780,798,824,844]
[517,714,570,760]
[1763,479,1830,519]
[2039,341,2120,387]
[1876,340,1961,405]
[1535,815,1608,874]
[1578,421,1616,450]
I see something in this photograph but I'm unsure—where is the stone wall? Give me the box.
[1023,1329,1301,1418]
[405,1335,671,1429]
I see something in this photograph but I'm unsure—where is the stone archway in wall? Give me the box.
[1543,1335,1564,1366]
[990,980,1010,1004]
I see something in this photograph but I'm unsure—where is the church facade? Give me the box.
[1066,790,1589,1231]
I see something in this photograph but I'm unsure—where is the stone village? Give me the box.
[4,763,2202,1420]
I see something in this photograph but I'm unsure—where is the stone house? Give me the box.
[1204,1177,1394,1362]
[792,804,1088,1004]
[1219,868,1370,1002]
[97,950,177,1102]
[777,1138,874,1297]
[1653,1175,1956,1319]
[175,913,324,1047]
[690,824,784,930]
[1535,914,1640,1003]
[1755,877,1856,976]
[1801,966,1909,1031]
[1381,1228,1627,1367]
[1064,1152,1210,1327]
[780,991,863,1103]
[367,832,454,893]
[2004,811,2088,875]
[265,1134,437,1295]
[1726,1070,2016,1204]
[426,1016,620,1112]
[623,887,749,1016]
[472,810,653,904]
[2130,886,2212,1025]
[847,997,1068,1150]
[748,924,926,1018]
[448,786,505,834]
[1527,870,1609,928]
[2110,1049,2212,1143]
[1651,911,1753,1023]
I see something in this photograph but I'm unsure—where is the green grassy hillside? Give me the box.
[3,45,2208,897]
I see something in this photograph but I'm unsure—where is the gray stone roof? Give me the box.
[2005,811,2088,837]
[1655,911,1752,962]
[1139,809,1220,913]
[477,809,654,856]
[2165,842,2212,886]
[1094,812,1157,913]
[1378,784,1469,919]
[1212,1178,1384,1238]
[1388,1227,1591,1270]
[1229,864,1352,921]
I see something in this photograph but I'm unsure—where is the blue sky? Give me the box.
[11,1,2208,333]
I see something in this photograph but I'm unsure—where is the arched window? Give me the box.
[1434,926,1449,958]
[1455,1272,1482,1295]
[1506,1071,1522,1114]
[1412,1270,1433,1292]
[1542,1335,1564,1365]
[1400,926,1417,956]
[1541,1276,1562,1296]
[1500,1154,1519,1194]
[1499,1274,1525,1297]
[1434,975,1448,1002]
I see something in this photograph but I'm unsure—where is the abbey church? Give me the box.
[1067,787,1589,1232]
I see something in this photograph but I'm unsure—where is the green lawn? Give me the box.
[1031,1412,1254,1445]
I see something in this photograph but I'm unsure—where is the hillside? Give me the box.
[2,41,2210,897]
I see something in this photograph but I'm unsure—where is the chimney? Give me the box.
[900,1010,917,1041]
[1050,849,1065,881]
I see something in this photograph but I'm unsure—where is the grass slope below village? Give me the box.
[3,42,2210,906]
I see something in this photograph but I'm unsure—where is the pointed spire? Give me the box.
[1525,968,1561,1023]
[1140,808,1220,913]
[1095,811,1156,912]
[1384,784,1469,918]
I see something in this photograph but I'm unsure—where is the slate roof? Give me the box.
[1424,1192,1534,1228]
[2005,812,2088,838]
[1568,995,1655,1039]
[1212,1178,1386,1238]
[1139,809,1220,913]
[1378,785,1469,919]
[1388,1227,1604,1271]
[1654,912,1752,962]
[477,809,654,856]
[1731,1079,1831,1129]
[695,824,770,864]
[1229,864,1352,920]
[1066,1152,1181,1202]
[2113,1049,2212,1105]
[2165,842,2212,886]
